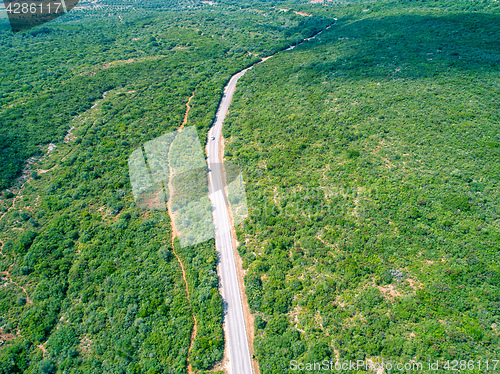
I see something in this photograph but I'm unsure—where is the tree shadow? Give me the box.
[298,12,500,82]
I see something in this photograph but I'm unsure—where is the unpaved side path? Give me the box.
[166,91,197,374]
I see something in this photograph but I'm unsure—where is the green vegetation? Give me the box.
[0,2,331,190]
[224,1,500,372]
[175,239,224,371]
[2,0,499,372]
[0,2,331,373]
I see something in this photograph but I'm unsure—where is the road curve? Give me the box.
[207,66,254,374]
[206,23,336,374]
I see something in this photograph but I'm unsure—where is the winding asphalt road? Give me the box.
[207,66,254,374]
[206,23,335,374]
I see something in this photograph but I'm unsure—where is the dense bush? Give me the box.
[225,0,500,371]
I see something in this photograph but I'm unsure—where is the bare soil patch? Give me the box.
[165,92,197,374]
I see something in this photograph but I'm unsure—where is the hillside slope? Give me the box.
[224,1,500,371]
